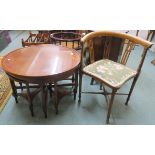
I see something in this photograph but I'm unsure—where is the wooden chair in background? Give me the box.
[136,30,155,66]
[136,30,155,42]
[22,31,50,47]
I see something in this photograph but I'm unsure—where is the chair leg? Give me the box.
[103,85,109,104]
[78,70,83,104]
[125,76,138,106]
[106,89,116,124]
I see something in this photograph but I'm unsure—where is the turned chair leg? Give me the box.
[106,89,117,124]
[125,76,138,106]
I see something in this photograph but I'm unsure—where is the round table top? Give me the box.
[2,44,80,82]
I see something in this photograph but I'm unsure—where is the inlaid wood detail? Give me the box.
[121,40,136,65]
[103,37,112,59]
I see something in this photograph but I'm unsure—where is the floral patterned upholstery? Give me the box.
[83,59,137,88]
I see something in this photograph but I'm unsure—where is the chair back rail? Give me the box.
[81,31,153,47]
[22,32,50,47]
[81,31,153,74]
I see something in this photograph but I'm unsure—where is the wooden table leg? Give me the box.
[54,82,58,114]
[41,84,48,118]
[48,83,53,97]
[19,82,23,91]
[9,78,18,103]
[73,69,78,100]
[26,83,34,117]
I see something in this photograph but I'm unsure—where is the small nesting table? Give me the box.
[50,32,82,50]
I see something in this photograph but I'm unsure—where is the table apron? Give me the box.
[6,67,79,84]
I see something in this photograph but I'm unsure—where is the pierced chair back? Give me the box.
[22,32,50,47]
[81,31,153,75]
[79,31,153,124]
[86,36,124,64]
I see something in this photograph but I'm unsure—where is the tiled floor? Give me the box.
[0,30,155,125]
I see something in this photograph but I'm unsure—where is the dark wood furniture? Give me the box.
[146,31,155,65]
[2,44,80,117]
[22,32,50,47]
[146,30,155,41]
[136,30,155,41]
[78,31,153,124]
[21,31,51,91]
[136,30,155,65]
[50,31,83,99]
[50,32,82,50]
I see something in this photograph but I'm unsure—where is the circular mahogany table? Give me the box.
[2,44,81,117]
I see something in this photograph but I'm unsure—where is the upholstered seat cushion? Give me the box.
[83,59,137,88]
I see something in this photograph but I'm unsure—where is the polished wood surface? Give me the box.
[2,44,80,83]
[2,44,80,117]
